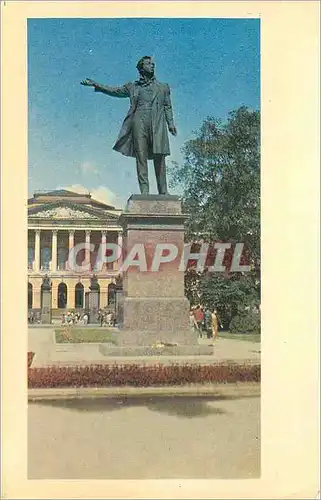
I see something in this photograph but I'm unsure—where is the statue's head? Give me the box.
[136,56,155,77]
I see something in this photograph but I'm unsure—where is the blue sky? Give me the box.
[28,18,260,207]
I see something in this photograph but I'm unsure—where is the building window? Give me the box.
[57,282,67,309]
[75,282,84,309]
[28,282,33,309]
[41,247,51,271]
[108,283,116,306]
[28,247,34,270]
[58,248,68,271]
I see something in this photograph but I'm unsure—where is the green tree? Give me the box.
[170,107,260,328]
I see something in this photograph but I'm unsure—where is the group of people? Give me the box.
[61,311,89,325]
[28,311,40,324]
[98,309,116,327]
[190,305,223,343]
[61,309,117,326]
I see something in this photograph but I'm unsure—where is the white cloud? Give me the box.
[78,161,98,175]
[91,186,119,206]
[64,184,90,195]
[62,184,124,208]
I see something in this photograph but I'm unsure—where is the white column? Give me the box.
[85,230,91,267]
[34,229,41,272]
[67,230,75,270]
[69,229,75,251]
[100,230,107,272]
[115,231,123,270]
[51,229,58,272]
[67,282,75,309]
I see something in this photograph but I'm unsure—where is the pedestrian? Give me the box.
[99,310,104,327]
[61,313,66,325]
[193,305,204,338]
[204,308,212,339]
[66,311,72,326]
[211,309,223,343]
[106,311,113,327]
[189,310,198,332]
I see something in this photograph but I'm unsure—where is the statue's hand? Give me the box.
[80,78,97,87]
[169,126,177,136]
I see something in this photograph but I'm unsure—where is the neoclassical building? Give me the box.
[28,189,123,315]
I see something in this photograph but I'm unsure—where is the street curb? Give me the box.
[28,382,260,400]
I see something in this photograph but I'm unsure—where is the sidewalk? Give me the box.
[29,327,261,368]
[28,388,260,479]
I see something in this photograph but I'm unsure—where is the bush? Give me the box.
[229,311,261,335]
[28,363,260,388]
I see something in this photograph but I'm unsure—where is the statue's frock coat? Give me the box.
[94,80,175,160]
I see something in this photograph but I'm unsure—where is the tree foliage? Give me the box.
[170,107,260,328]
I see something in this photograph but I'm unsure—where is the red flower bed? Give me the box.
[28,352,35,368]
[28,363,260,388]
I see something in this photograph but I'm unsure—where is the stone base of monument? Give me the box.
[99,343,213,357]
[100,194,213,357]
[89,286,99,324]
[41,289,52,324]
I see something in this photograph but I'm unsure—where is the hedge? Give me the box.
[28,363,260,388]
[229,311,261,335]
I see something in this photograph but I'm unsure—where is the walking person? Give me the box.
[211,309,223,344]
[106,311,113,327]
[193,305,204,338]
[204,308,212,339]
[98,309,102,327]
[189,309,198,332]
[66,311,72,326]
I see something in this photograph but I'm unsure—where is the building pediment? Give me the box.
[31,206,101,220]
[28,202,120,221]
[28,189,117,211]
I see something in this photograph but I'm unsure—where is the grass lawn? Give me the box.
[55,327,117,344]
[218,332,261,343]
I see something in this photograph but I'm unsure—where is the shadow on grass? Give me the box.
[29,393,259,419]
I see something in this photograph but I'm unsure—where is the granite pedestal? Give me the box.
[89,276,99,324]
[41,289,52,324]
[101,195,212,356]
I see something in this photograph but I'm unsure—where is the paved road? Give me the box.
[28,328,260,366]
[28,393,260,479]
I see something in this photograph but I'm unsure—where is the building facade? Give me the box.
[28,190,123,315]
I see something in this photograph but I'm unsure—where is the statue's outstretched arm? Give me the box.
[80,78,130,98]
[94,83,130,98]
